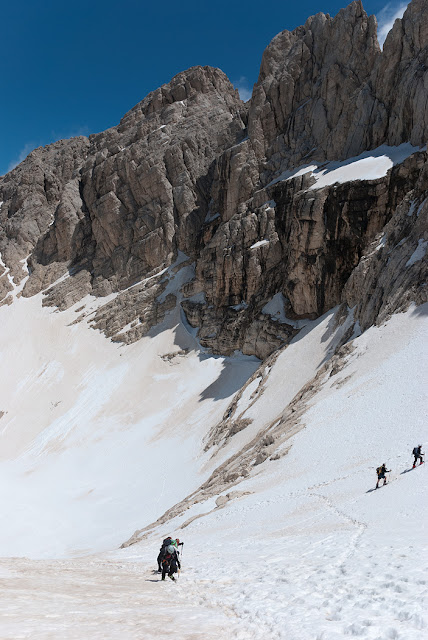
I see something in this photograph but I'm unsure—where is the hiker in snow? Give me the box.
[376,463,390,488]
[412,445,424,468]
[167,538,184,566]
[157,537,172,572]
[161,544,181,581]
[157,537,184,572]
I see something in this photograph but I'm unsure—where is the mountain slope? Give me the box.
[116,304,427,640]
[0,1,426,357]
[0,1,426,638]
[0,273,259,557]
[0,303,425,639]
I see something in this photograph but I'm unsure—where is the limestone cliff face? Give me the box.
[247,0,427,173]
[19,66,246,301]
[0,138,89,292]
[181,149,426,357]
[343,158,428,331]
[78,66,246,294]
[0,1,426,357]
[350,0,428,152]
[248,1,380,166]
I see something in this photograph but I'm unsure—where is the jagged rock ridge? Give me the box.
[0,0,426,358]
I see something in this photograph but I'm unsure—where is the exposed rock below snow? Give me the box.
[343,159,428,330]
[90,284,177,344]
[215,491,251,508]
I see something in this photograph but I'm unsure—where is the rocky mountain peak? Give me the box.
[384,0,427,51]
[249,1,379,165]
[117,65,244,133]
[364,0,428,149]
[0,0,426,360]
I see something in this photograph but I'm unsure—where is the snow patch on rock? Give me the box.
[405,239,428,267]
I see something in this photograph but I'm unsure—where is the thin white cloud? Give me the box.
[377,2,408,47]
[234,76,252,103]
[6,126,90,175]
[7,143,37,173]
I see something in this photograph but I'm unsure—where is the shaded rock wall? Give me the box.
[182,149,426,356]
[344,159,428,330]
[0,138,89,289]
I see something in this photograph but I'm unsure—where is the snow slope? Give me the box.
[0,274,426,637]
[0,288,258,558]
[114,305,428,640]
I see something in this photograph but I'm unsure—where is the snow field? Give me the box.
[0,555,243,640]
[115,305,427,640]
[0,290,258,558]
[267,143,425,191]
[216,307,357,461]
[0,264,426,638]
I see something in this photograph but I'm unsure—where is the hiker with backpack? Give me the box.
[157,537,172,572]
[157,537,184,572]
[412,445,424,468]
[376,463,390,488]
[160,543,181,581]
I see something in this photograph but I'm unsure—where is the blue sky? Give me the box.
[0,0,407,176]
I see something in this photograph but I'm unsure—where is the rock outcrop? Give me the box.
[21,67,246,300]
[344,159,428,330]
[350,0,428,153]
[0,0,426,358]
[247,0,427,173]
[0,137,89,295]
[248,1,380,166]
[182,147,426,356]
